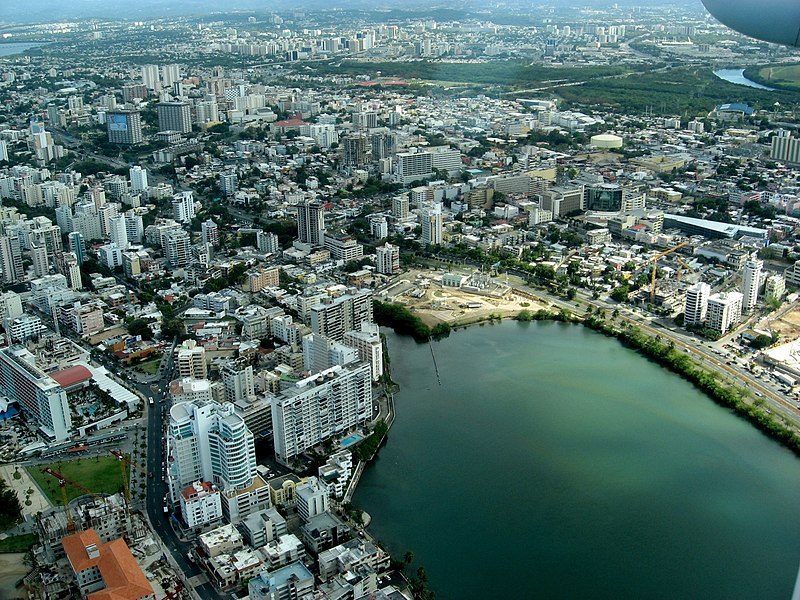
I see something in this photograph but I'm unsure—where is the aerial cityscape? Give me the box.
[0,0,800,598]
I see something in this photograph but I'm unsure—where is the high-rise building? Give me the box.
[172,191,195,223]
[376,243,400,275]
[741,256,763,311]
[340,133,369,168]
[585,183,623,212]
[0,346,71,441]
[125,211,144,244]
[156,101,192,134]
[0,140,7,162]
[129,166,148,192]
[343,322,384,381]
[161,64,181,88]
[310,291,374,342]
[420,203,443,246]
[221,360,255,404]
[296,200,325,246]
[770,129,800,164]
[684,282,710,326]
[764,274,786,303]
[707,292,743,335]
[201,220,219,247]
[164,229,191,267]
[270,363,372,465]
[0,233,23,284]
[68,232,86,265]
[257,231,279,254]
[108,215,129,251]
[106,111,143,145]
[395,151,433,184]
[141,64,161,92]
[302,333,359,375]
[57,251,82,290]
[392,195,409,221]
[219,172,237,197]
[370,215,388,239]
[30,242,49,278]
[167,399,257,500]
[176,339,207,379]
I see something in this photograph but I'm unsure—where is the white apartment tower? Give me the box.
[707,292,743,336]
[684,282,711,327]
[172,191,195,224]
[141,64,161,92]
[420,203,443,246]
[376,243,400,275]
[741,256,763,311]
[176,339,207,379]
[270,363,372,465]
[108,215,129,251]
[168,399,257,501]
[221,360,255,404]
[129,166,148,192]
[392,195,409,221]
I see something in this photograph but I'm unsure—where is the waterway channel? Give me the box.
[356,321,800,599]
[713,68,776,91]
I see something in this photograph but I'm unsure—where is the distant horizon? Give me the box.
[0,0,700,26]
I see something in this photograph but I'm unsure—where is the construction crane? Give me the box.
[650,241,690,303]
[676,257,696,283]
[42,467,107,534]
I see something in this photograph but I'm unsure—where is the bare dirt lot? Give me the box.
[381,268,547,327]
[755,304,800,341]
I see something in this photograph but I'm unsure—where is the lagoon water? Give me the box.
[356,322,800,599]
[0,43,41,57]
[714,68,776,91]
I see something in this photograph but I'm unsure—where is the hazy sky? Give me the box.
[0,0,695,25]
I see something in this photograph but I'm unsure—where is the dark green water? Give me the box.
[356,321,800,599]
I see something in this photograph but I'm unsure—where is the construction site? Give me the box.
[378,268,547,327]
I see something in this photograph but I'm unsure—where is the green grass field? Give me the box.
[28,456,128,504]
[754,64,800,90]
[138,360,161,375]
[0,533,36,553]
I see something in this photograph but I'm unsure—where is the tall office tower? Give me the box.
[0,233,23,284]
[68,231,86,265]
[57,251,82,290]
[684,282,711,326]
[0,140,7,162]
[161,63,180,88]
[0,346,71,441]
[122,84,148,103]
[129,166,148,192]
[392,195,409,221]
[343,322,384,382]
[30,242,49,278]
[370,130,396,161]
[176,339,207,379]
[219,172,237,197]
[168,399,257,499]
[106,111,143,145]
[309,291,374,342]
[201,220,219,247]
[172,191,195,223]
[376,243,400,275]
[46,103,62,127]
[296,199,325,246]
[156,101,192,134]
[141,64,161,92]
[270,363,372,465]
[741,256,763,310]
[352,111,378,130]
[257,231,279,254]
[221,360,255,403]
[108,215,129,251]
[164,229,191,267]
[124,211,144,244]
[585,183,623,212]
[707,292,743,335]
[340,134,369,168]
[420,203,443,246]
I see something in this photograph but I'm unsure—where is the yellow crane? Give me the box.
[675,257,695,283]
[650,241,690,303]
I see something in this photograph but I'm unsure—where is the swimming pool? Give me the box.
[340,433,363,447]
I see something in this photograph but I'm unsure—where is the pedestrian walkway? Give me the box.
[0,463,51,517]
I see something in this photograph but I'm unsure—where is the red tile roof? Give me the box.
[51,365,93,389]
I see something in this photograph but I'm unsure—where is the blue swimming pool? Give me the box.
[340,434,363,447]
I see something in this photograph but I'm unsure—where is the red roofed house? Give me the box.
[272,113,309,135]
[180,481,223,530]
[62,529,155,600]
